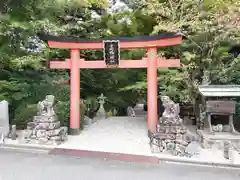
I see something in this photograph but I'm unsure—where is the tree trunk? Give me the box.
[193,96,200,129]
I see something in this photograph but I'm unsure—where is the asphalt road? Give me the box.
[0,150,239,180]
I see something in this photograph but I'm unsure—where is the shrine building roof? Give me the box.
[198,85,240,97]
[38,32,183,50]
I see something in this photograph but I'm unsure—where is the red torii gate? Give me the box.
[40,33,183,135]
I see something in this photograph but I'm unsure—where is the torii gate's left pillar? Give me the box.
[147,47,158,134]
[69,49,80,135]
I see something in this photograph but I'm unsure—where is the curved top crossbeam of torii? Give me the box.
[39,32,182,50]
[39,32,183,69]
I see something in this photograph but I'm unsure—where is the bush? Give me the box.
[55,100,86,130]
[85,97,99,118]
[55,100,70,127]
[80,102,86,129]
[13,92,87,131]
[13,103,38,129]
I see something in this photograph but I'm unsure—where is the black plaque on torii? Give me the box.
[103,40,120,67]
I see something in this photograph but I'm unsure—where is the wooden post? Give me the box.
[147,47,158,134]
[69,49,80,135]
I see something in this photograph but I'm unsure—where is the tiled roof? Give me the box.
[198,85,240,97]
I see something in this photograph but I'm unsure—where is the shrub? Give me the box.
[85,97,99,118]
[13,103,38,129]
[55,100,70,127]
[55,100,86,130]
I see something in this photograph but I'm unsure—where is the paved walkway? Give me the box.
[56,108,238,165]
[58,116,152,156]
[0,150,239,180]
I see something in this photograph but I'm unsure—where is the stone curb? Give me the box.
[157,157,240,169]
[50,148,240,169]
[49,148,160,164]
[1,145,240,169]
[0,144,53,154]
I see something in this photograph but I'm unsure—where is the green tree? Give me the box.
[120,0,240,124]
[0,0,108,128]
[124,0,240,101]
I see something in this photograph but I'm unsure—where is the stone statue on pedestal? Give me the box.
[23,95,68,145]
[150,96,196,156]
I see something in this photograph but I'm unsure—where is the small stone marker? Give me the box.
[0,100,10,137]
[8,125,17,140]
[223,141,231,159]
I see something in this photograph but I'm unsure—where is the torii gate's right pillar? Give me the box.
[147,47,158,134]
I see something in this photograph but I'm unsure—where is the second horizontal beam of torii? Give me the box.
[49,58,180,69]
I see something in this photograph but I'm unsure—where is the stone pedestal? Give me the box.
[155,116,195,156]
[24,115,67,145]
[197,129,240,151]
[96,105,106,118]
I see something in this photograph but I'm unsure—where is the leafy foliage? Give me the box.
[0,0,240,130]
[0,0,150,129]
[123,0,240,103]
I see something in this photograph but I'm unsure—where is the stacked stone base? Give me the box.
[197,130,240,151]
[150,117,196,156]
[23,115,68,145]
